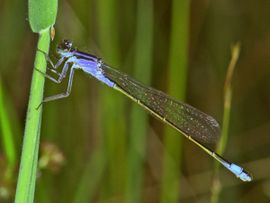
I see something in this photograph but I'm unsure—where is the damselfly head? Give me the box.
[57,39,75,56]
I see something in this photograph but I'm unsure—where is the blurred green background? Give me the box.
[1,0,270,202]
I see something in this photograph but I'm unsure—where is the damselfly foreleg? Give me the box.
[36,58,71,84]
[37,48,65,73]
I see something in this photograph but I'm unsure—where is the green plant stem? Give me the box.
[125,0,153,202]
[96,0,127,201]
[210,43,240,203]
[0,79,17,170]
[15,30,50,203]
[161,0,189,202]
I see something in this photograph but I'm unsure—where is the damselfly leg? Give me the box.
[42,65,76,103]
[36,50,77,107]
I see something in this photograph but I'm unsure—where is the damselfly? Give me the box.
[39,39,252,182]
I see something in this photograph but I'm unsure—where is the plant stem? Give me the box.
[125,0,153,202]
[15,30,50,203]
[0,79,17,169]
[161,0,189,202]
[210,43,240,203]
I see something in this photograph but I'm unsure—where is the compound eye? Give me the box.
[61,39,73,51]
[65,40,72,49]
[57,39,74,53]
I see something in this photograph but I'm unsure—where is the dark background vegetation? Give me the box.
[0,0,270,202]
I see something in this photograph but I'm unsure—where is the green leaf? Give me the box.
[28,0,58,33]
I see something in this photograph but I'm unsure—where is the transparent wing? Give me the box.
[101,64,220,145]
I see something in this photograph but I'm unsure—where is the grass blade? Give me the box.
[210,43,241,203]
[125,0,153,202]
[161,0,189,202]
[0,79,17,169]
[96,0,127,200]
